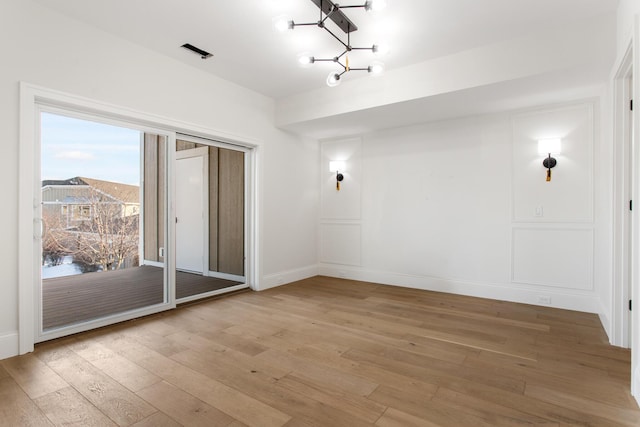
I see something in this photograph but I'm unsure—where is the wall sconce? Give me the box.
[538,138,561,182]
[329,161,345,191]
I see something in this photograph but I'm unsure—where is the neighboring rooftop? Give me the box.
[42,177,139,204]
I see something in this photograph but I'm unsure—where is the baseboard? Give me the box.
[318,264,601,314]
[0,332,19,360]
[260,264,319,291]
[634,365,640,406]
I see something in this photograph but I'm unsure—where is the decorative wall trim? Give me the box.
[320,223,362,266]
[511,226,594,291]
[320,137,363,221]
[0,333,19,360]
[510,101,595,224]
[260,265,319,291]
[319,264,601,314]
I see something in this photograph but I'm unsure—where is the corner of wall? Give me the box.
[598,301,613,344]
[260,265,319,291]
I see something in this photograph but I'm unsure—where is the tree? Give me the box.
[42,188,139,272]
[41,210,68,266]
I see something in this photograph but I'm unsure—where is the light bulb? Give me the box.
[368,61,385,75]
[538,138,562,155]
[365,0,387,12]
[297,53,315,67]
[329,161,346,172]
[326,72,341,87]
[372,43,390,55]
[273,15,294,32]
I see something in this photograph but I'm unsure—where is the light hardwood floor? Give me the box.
[2,276,639,426]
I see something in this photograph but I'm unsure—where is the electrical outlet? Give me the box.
[537,295,552,305]
[535,206,544,217]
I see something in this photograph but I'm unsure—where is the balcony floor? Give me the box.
[42,265,240,330]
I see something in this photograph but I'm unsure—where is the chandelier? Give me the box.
[274,0,387,87]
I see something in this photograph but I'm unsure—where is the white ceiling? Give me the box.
[33,0,618,100]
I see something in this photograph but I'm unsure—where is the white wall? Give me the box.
[617,0,640,59]
[260,134,320,288]
[596,87,615,340]
[0,0,318,358]
[319,98,610,316]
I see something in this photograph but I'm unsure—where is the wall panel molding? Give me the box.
[320,223,362,266]
[320,138,362,220]
[511,102,594,223]
[511,226,594,291]
[320,138,363,268]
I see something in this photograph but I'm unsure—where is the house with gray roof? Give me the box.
[42,177,139,229]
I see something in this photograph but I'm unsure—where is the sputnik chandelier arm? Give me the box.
[276,0,387,87]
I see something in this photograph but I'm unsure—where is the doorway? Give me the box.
[176,147,208,274]
[174,136,247,302]
[38,111,170,337]
[612,34,638,401]
[19,84,257,354]
[612,41,634,350]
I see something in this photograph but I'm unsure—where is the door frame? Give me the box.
[633,14,640,402]
[27,104,175,344]
[614,15,640,402]
[612,41,634,349]
[175,133,249,285]
[18,83,260,354]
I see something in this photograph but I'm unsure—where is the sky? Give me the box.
[41,112,141,185]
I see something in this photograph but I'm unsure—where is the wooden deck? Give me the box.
[3,276,638,426]
[43,266,240,330]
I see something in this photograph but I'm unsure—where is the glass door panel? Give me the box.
[174,137,246,302]
[39,112,168,332]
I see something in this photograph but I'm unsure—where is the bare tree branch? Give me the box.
[42,188,139,272]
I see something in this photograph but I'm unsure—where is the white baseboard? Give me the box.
[0,332,19,360]
[634,366,640,406]
[260,265,319,291]
[318,264,601,314]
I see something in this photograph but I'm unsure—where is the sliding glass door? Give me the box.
[174,135,247,303]
[19,87,255,349]
[38,110,170,339]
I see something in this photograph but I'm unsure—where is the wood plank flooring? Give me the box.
[43,266,240,330]
[4,276,639,426]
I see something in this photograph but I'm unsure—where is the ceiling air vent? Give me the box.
[181,43,213,59]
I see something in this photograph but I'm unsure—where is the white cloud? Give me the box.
[55,151,96,160]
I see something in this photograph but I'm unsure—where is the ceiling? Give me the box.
[33,0,618,101]
[31,0,619,139]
